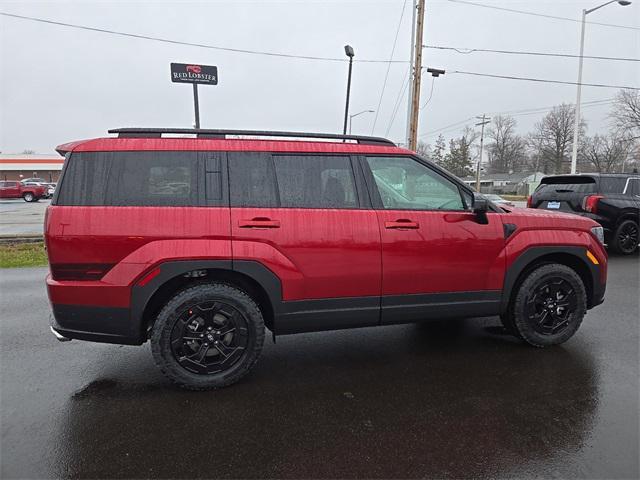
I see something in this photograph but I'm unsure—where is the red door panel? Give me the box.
[376,210,505,295]
[231,207,381,301]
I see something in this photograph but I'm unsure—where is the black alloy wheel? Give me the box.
[524,278,577,336]
[511,263,587,347]
[170,301,249,375]
[151,283,265,390]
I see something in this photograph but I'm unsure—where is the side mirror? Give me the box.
[472,194,489,224]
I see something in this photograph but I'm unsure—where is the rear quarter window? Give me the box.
[56,151,199,206]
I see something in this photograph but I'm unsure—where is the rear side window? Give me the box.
[599,177,626,194]
[228,153,278,207]
[625,178,640,195]
[273,155,358,209]
[56,151,198,206]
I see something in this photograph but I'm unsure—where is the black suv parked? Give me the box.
[529,173,640,254]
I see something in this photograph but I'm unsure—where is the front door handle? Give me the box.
[238,217,281,229]
[385,219,419,229]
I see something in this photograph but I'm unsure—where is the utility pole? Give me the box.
[475,114,490,192]
[407,0,425,151]
[404,0,417,147]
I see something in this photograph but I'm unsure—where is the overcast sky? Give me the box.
[1,0,638,154]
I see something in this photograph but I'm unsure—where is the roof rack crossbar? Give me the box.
[107,128,396,146]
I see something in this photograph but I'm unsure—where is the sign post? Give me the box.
[170,63,218,129]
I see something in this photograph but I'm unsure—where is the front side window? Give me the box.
[366,156,464,211]
[273,155,358,209]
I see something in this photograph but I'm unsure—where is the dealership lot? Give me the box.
[0,255,638,479]
[0,199,49,236]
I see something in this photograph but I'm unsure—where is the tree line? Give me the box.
[418,89,640,177]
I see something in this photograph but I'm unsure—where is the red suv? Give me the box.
[46,128,608,389]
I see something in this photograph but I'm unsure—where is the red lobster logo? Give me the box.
[186,65,202,74]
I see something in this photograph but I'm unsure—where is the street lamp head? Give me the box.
[618,1,631,5]
[344,45,355,58]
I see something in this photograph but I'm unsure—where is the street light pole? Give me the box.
[343,45,355,135]
[570,0,632,174]
[349,109,375,134]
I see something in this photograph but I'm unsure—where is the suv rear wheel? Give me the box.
[509,263,587,347]
[611,219,639,255]
[151,282,265,390]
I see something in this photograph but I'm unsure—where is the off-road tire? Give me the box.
[510,263,587,348]
[151,282,265,390]
[611,219,639,255]
[23,192,34,202]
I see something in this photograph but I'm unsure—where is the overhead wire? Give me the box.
[371,0,409,135]
[425,45,640,62]
[419,99,616,139]
[447,0,640,31]
[450,70,640,90]
[0,11,408,64]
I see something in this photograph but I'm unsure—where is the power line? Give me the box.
[425,45,640,63]
[420,78,436,110]
[385,65,412,137]
[447,0,640,31]
[0,11,408,64]
[419,98,616,139]
[450,70,640,90]
[371,0,409,135]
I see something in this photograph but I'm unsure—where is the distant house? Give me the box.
[461,172,545,195]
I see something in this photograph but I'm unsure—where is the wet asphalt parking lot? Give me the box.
[1,255,638,479]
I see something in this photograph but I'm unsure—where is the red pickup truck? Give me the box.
[0,180,47,202]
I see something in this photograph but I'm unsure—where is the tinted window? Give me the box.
[56,151,198,206]
[599,177,626,194]
[366,156,464,210]
[626,178,640,195]
[273,155,358,209]
[536,176,597,194]
[228,152,278,207]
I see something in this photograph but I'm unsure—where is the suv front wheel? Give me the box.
[151,282,265,390]
[508,263,587,347]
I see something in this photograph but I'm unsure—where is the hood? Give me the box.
[501,207,598,233]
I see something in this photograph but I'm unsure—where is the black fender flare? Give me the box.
[501,246,602,313]
[130,260,283,341]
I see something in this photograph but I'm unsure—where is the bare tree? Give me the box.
[611,89,640,141]
[21,149,35,155]
[581,132,630,173]
[416,141,431,159]
[486,115,527,173]
[530,104,583,174]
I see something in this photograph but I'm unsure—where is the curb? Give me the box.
[0,235,44,245]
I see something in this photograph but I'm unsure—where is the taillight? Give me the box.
[526,195,533,208]
[50,264,113,281]
[582,195,604,214]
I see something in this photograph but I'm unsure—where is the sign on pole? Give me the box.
[170,63,218,85]
[170,63,218,128]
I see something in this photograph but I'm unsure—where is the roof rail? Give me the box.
[107,128,396,147]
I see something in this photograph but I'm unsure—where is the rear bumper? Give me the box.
[49,303,142,345]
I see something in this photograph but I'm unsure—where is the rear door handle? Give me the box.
[385,219,419,229]
[238,217,281,229]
